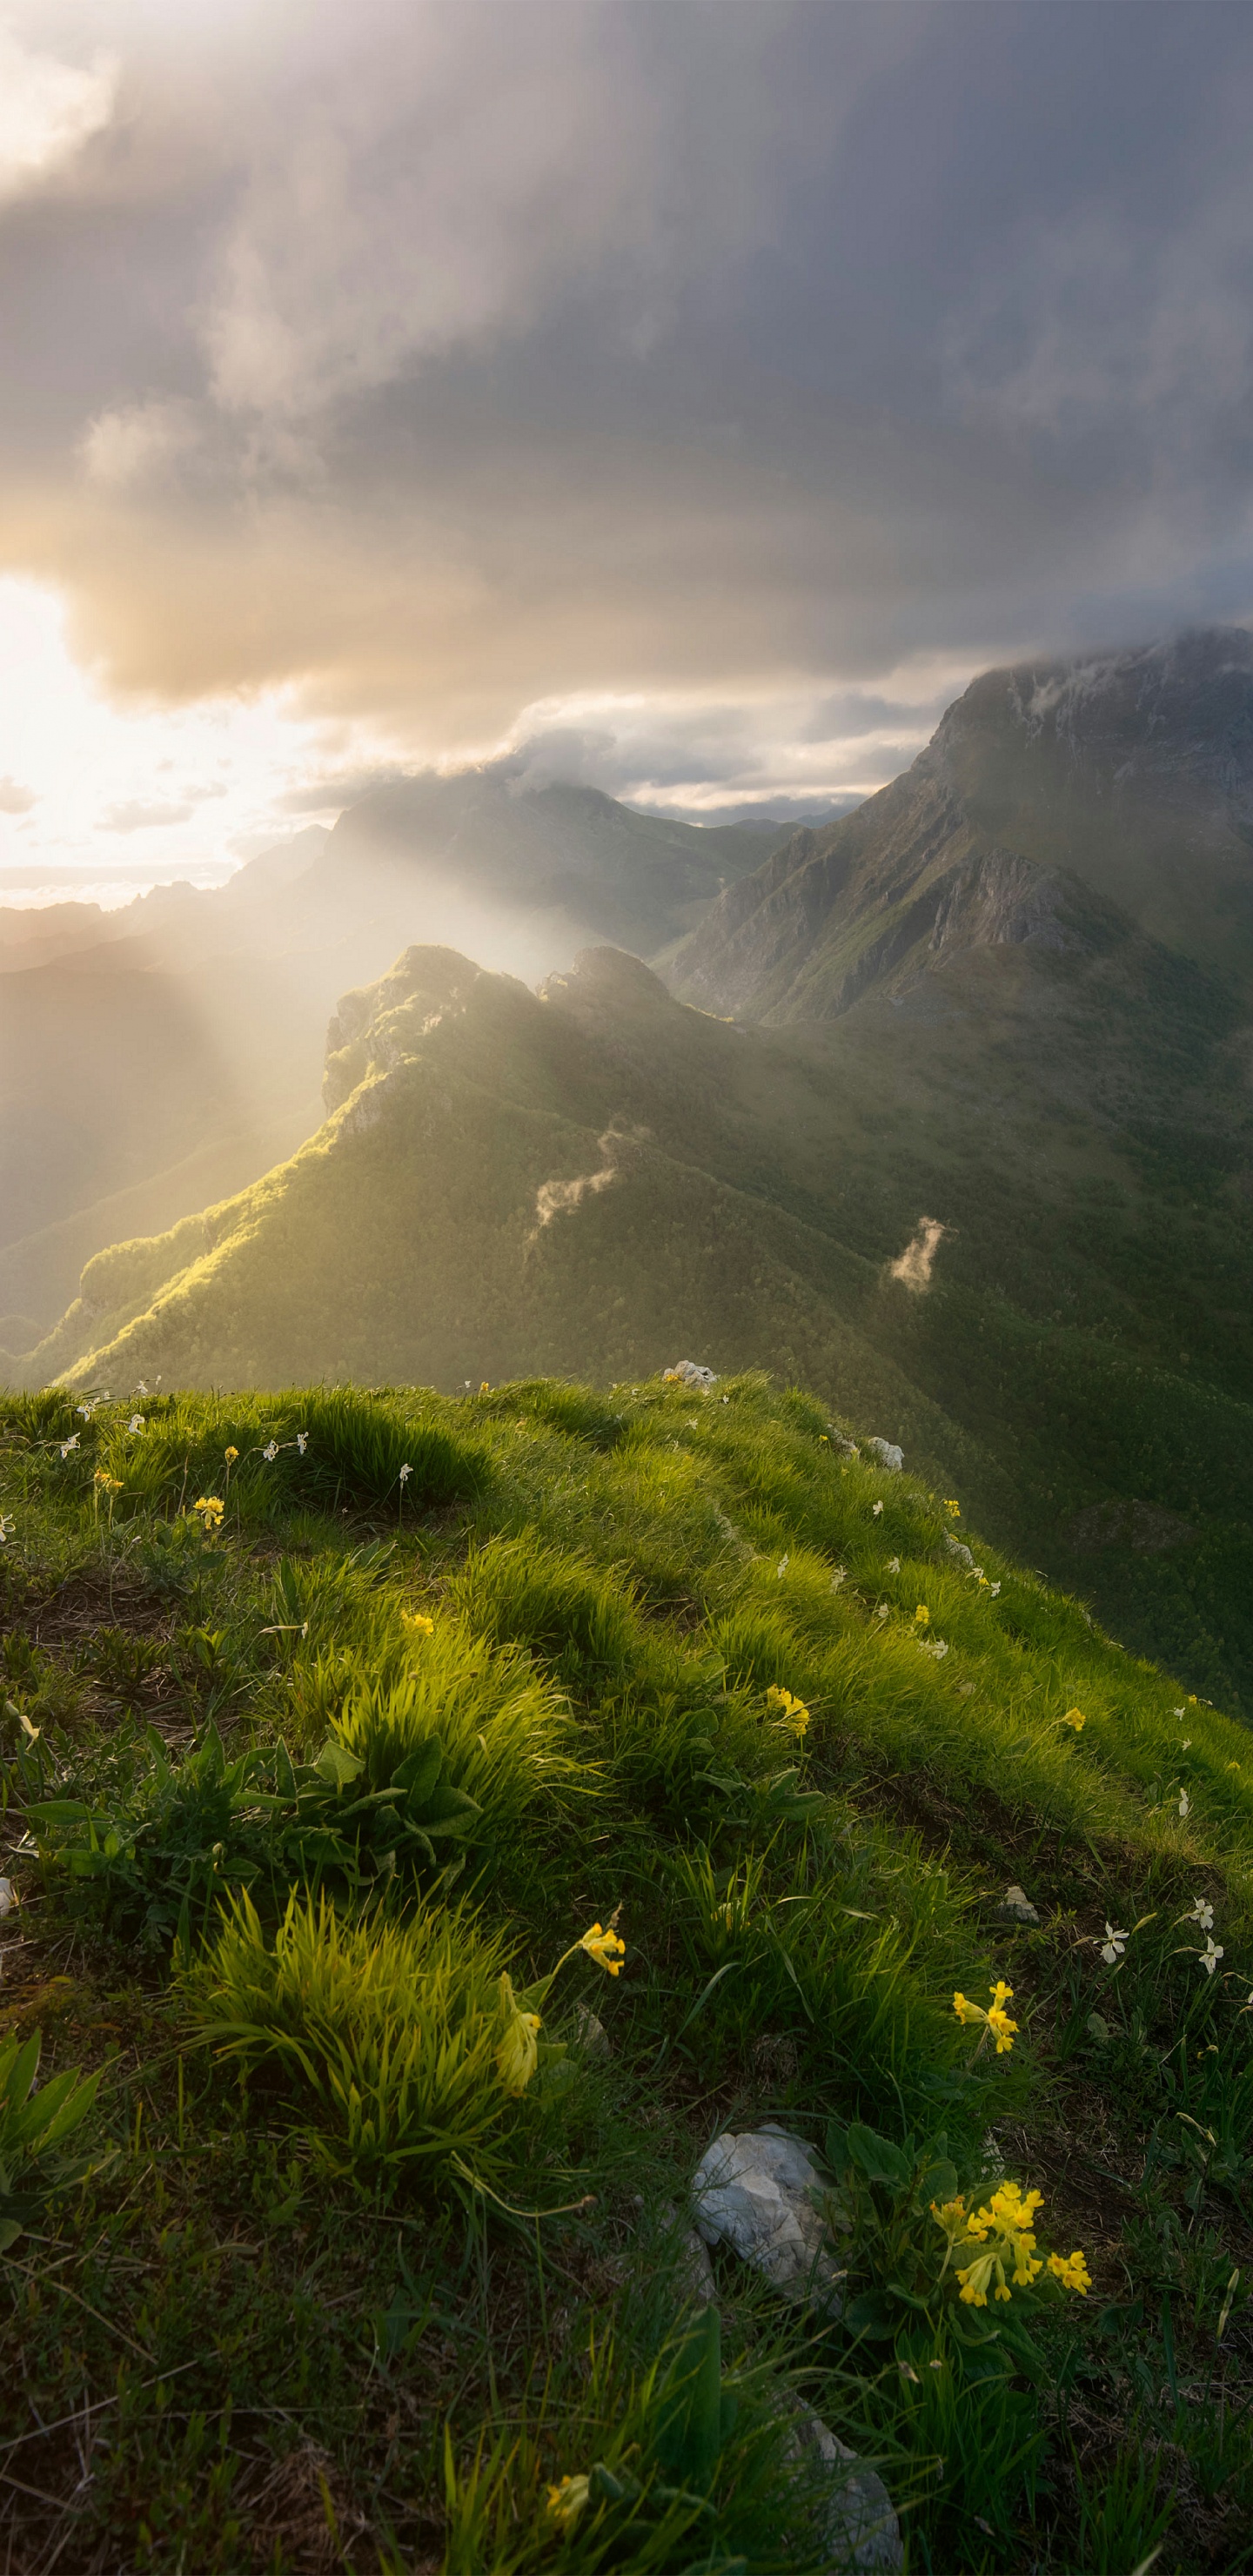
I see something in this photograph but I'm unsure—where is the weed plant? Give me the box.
[3,1372,1253,2569]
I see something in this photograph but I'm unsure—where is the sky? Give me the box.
[3,0,1253,899]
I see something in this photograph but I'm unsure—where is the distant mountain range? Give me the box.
[6,631,1253,1710]
[0,782,775,1338]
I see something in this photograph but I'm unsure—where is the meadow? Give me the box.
[2,1372,1252,2572]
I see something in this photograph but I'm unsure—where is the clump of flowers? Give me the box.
[766,1684,810,1741]
[493,1919,626,2099]
[402,1610,435,1639]
[546,2474,591,2526]
[192,1495,224,1534]
[914,1603,930,1627]
[953,1981,1018,2054]
[1061,1707,1086,1732]
[932,2182,1091,2308]
[93,1470,122,1496]
[944,1499,961,1519]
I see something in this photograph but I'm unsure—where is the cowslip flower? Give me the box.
[495,1975,541,2096]
[953,1982,1018,2053]
[1048,2249,1092,2295]
[93,1470,122,1496]
[914,1603,930,1627]
[403,1610,434,1637]
[1100,1923,1127,1964]
[580,1922,626,1976]
[944,1499,961,1518]
[766,1684,809,1741]
[193,1494,224,1533]
[224,1446,238,1465]
[1061,1707,1086,1732]
[546,2475,591,2526]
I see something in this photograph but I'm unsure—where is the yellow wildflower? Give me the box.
[546,2473,591,2526]
[914,1603,930,1627]
[192,1495,224,1532]
[579,1922,626,1976]
[765,1684,810,1740]
[402,1610,435,1637]
[953,1981,1018,2053]
[93,1470,123,1494]
[1061,1707,1086,1732]
[944,1499,961,1517]
[495,1975,542,2096]
[479,1380,490,1393]
[224,1446,238,1464]
[1048,2249,1092,2295]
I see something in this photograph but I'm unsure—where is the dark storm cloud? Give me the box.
[3,0,1253,798]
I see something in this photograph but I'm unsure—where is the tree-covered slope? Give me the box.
[3,1373,1253,2572]
[10,939,1253,1714]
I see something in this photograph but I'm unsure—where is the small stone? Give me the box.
[943,1533,975,1569]
[866,1438,903,1471]
[663,1359,717,1389]
[997,1884,1040,1927]
[786,2402,903,2572]
[691,2125,841,2310]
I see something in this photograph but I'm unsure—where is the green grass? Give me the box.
[3,1371,1253,2570]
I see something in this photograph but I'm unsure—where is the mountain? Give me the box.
[15,932,1253,1714]
[667,628,1253,1020]
[0,784,775,1336]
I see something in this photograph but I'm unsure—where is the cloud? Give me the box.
[0,28,116,199]
[0,778,37,814]
[102,798,191,831]
[3,1,1253,811]
[81,399,198,491]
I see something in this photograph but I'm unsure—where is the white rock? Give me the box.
[0,1876,16,1918]
[998,1884,1041,1927]
[664,1360,718,1389]
[571,2002,610,2058]
[944,1533,975,1569]
[866,1439,903,1471]
[787,2403,903,2573]
[691,2125,841,2307]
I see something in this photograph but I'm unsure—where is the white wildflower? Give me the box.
[399,1462,412,1485]
[830,1567,846,1590]
[128,1414,145,1433]
[888,1556,901,1573]
[1179,1790,1190,1819]
[0,1513,13,1544]
[872,1500,883,1519]
[1182,1739,1191,1751]
[988,1581,1001,1598]
[296,1432,308,1454]
[1174,1706,1185,1718]
[1101,1922,1128,1964]
[262,1440,279,1462]
[1185,1896,1215,1930]
[776,1554,789,1579]
[1199,1936,1224,1976]
[876,1600,889,1619]
[60,1434,79,1458]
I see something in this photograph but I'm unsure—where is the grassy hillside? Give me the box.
[14,943,1253,1719]
[2,1373,1253,2573]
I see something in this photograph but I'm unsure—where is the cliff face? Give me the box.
[668,628,1253,1021]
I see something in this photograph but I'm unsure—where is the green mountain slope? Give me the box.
[14,936,1253,1714]
[667,628,1253,1020]
[0,786,775,1332]
[3,1373,1253,2570]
